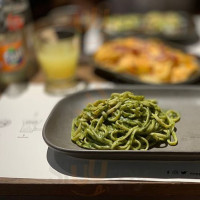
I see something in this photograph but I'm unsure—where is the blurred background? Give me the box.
[1,0,200,93]
[29,0,200,20]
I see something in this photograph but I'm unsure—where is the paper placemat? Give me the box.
[1,83,200,182]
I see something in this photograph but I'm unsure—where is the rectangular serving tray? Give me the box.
[43,85,200,160]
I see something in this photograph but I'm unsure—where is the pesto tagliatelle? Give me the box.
[71,91,180,150]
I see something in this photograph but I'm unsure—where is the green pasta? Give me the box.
[71,91,180,150]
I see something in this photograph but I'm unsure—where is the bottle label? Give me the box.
[1,40,25,72]
[6,14,25,31]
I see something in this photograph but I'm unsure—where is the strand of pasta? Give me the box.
[71,91,180,150]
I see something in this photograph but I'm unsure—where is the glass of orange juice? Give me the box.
[34,26,79,94]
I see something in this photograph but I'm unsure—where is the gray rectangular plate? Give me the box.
[43,85,200,160]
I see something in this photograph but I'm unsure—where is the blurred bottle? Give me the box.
[83,8,103,56]
[0,0,36,86]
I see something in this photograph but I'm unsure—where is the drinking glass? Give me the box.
[34,26,79,95]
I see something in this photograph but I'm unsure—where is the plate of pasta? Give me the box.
[94,37,200,85]
[43,85,200,160]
